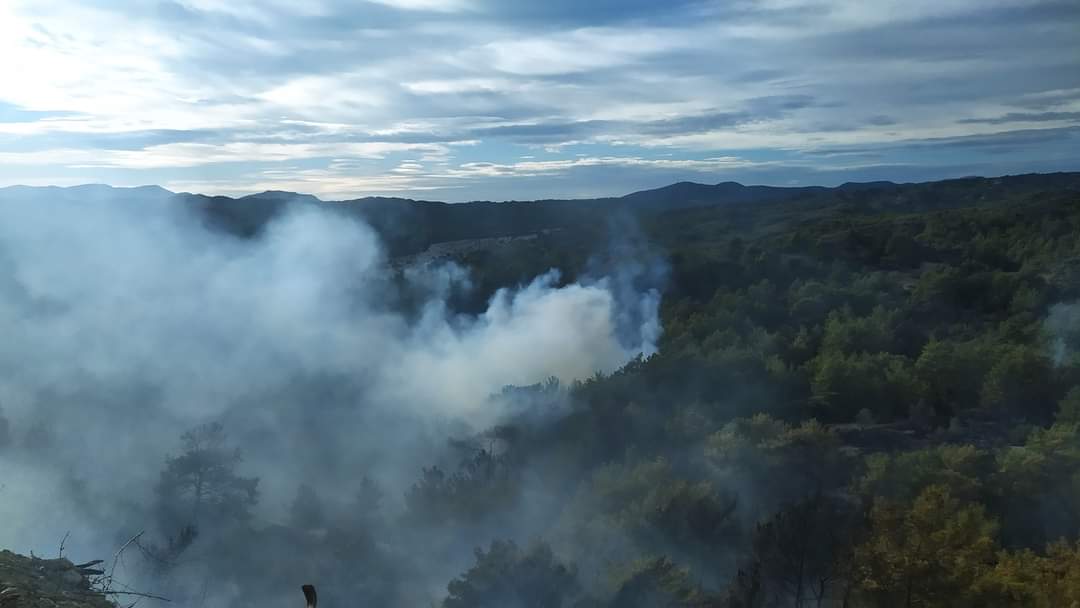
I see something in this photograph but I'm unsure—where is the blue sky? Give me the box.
[1,0,1078,201]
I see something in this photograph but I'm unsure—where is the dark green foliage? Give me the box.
[404,448,519,525]
[443,541,585,608]
[1057,387,1080,424]
[708,416,854,507]
[719,564,765,608]
[855,445,996,505]
[979,344,1056,420]
[420,175,1080,607]
[609,557,711,608]
[751,495,857,607]
[562,458,739,565]
[852,485,998,608]
[808,350,918,422]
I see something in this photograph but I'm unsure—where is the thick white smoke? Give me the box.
[0,186,660,562]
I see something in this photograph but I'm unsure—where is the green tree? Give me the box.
[980,345,1055,420]
[404,448,518,525]
[855,445,995,505]
[1056,386,1080,425]
[609,557,711,608]
[913,338,991,417]
[708,416,853,505]
[978,540,1080,606]
[154,421,259,532]
[998,422,1080,541]
[819,306,896,355]
[752,495,857,607]
[808,350,918,422]
[559,457,738,569]
[853,485,998,607]
[443,541,585,608]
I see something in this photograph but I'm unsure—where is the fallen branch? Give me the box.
[75,559,106,576]
[76,590,171,603]
[102,591,172,603]
[101,531,145,591]
[74,530,171,606]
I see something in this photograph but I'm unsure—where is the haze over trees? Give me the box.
[1,172,1080,607]
[154,422,259,534]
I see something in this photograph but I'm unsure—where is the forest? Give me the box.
[412,173,1080,606]
[3,173,1080,607]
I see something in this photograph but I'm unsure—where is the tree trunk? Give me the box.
[192,473,205,524]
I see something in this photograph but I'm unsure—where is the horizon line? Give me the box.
[1,169,1078,205]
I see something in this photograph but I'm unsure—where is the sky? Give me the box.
[0,0,1078,201]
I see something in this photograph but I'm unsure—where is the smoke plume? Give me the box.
[0,186,662,605]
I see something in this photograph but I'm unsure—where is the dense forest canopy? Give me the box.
[2,172,1080,607]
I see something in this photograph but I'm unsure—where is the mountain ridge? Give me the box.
[4,170,1080,208]
[4,171,1080,256]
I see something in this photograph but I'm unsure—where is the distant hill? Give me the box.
[3,172,1079,257]
[617,180,827,210]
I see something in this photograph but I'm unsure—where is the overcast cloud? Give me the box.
[1,0,1077,200]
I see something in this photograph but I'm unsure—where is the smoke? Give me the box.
[0,186,662,602]
[586,213,667,358]
[1045,301,1080,367]
[387,269,635,416]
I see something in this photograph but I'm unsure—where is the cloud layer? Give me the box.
[0,0,1078,199]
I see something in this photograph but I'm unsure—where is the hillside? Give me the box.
[192,172,1080,256]
[3,170,1080,606]
[8,172,1077,259]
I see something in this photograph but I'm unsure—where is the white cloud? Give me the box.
[0,142,451,169]
[402,78,514,94]
[450,155,759,177]
[465,26,684,76]
[364,0,473,11]
[0,0,1075,197]
[255,74,390,119]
